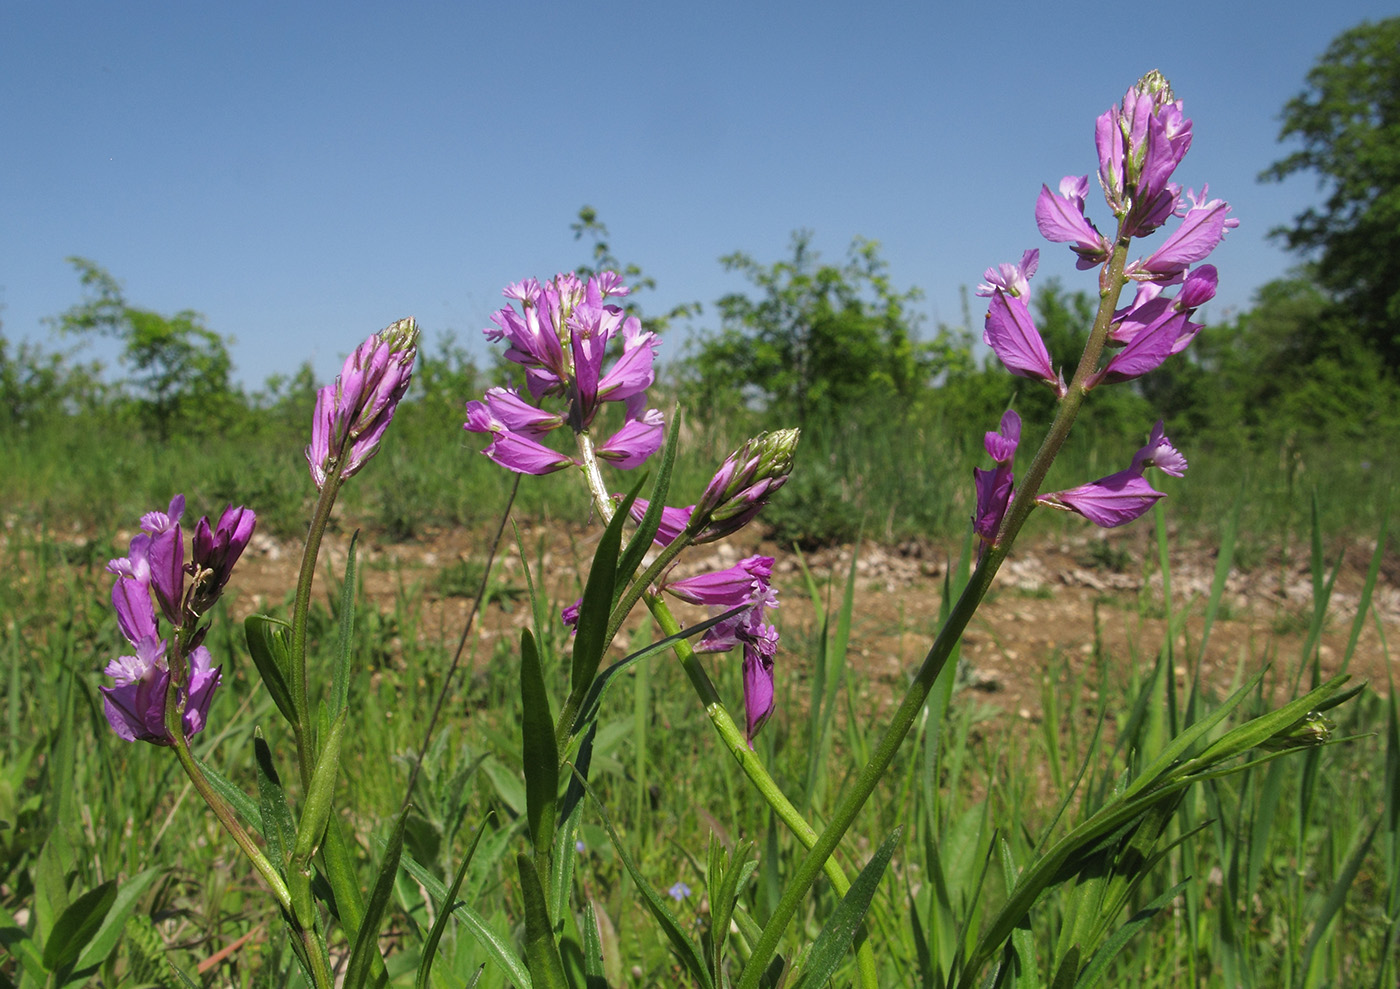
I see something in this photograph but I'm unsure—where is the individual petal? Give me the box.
[976,250,1039,299]
[742,640,776,744]
[180,645,222,739]
[1176,264,1219,310]
[111,579,157,645]
[1132,188,1236,279]
[141,495,186,626]
[481,386,566,436]
[1093,309,1195,385]
[664,556,775,608]
[1036,181,1109,268]
[1130,421,1189,477]
[984,410,1021,464]
[596,318,659,404]
[625,497,695,547]
[984,290,1057,386]
[479,427,577,475]
[595,409,665,469]
[1038,469,1165,528]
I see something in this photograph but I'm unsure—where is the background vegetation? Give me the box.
[2,17,1398,987]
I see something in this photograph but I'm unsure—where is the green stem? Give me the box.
[736,236,1134,989]
[289,467,346,786]
[574,429,879,988]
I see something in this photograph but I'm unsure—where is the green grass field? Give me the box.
[1,410,1396,987]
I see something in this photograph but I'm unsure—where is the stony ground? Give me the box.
[226,519,1399,723]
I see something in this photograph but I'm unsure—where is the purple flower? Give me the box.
[307,318,419,489]
[101,640,221,745]
[691,429,801,541]
[102,498,254,744]
[1037,421,1186,527]
[983,288,1062,393]
[469,272,666,474]
[1128,187,1237,281]
[663,556,775,607]
[189,505,256,617]
[972,411,1020,555]
[1093,266,1217,385]
[594,408,665,469]
[1036,177,1109,269]
[668,881,692,902]
[976,249,1039,299]
[682,556,781,744]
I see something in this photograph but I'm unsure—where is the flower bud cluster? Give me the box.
[307,318,420,489]
[102,496,256,744]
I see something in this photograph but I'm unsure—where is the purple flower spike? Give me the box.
[984,290,1061,392]
[1036,178,1109,269]
[1038,421,1187,528]
[307,318,419,489]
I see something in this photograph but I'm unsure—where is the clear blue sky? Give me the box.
[3,1,1394,391]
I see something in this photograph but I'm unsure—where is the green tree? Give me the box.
[1260,17,1400,364]
[685,231,938,428]
[51,258,240,438]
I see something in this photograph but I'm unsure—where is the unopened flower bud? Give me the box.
[307,318,419,488]
[1259,710,1335,751]
[691,429,800,541]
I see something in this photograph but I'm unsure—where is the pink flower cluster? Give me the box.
[102,496,256,744]
[973,73,1223,551]
[464,273,664,474]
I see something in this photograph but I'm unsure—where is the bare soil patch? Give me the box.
[225,520,1399,720]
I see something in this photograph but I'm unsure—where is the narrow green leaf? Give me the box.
[568,487,631,703]
[518,854,569,989]
[293,710,347,869]
[1075,880,1190,989]
[417,814,493,989]
[520,628,560,864]
[616,412,681,581]
[41,880,116,971]
[789,826,901,989]
[399,845,532,989]
[1301,816,1381,982]
[331,531,360,718]
[72,867,160,972]
[581,771,715,989]
[193,755,261,827]
[344,804,409,989]
[254,731,296,874]
[244,614,298,726]
[582,900,608,989]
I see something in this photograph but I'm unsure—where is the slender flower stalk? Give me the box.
[737,71,1232,986]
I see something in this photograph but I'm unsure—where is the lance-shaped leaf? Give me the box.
[616,412,681,581]
[416,813,493,989]
[344,803,409,989]
[520,629,559,864]
[254,730,296,873]
[330,532,359,718]
[518,854,569,989]
[245,614,298,726]
[293,711,347,872]
[788,827,902,989]
[580,770,714,989]
[399,847,532,988]
[41,880,116,974]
